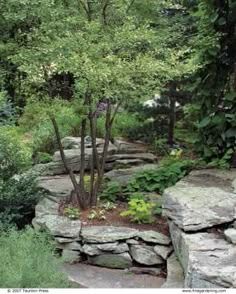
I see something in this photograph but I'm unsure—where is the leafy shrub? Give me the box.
[63,205,80,220]
[0,131,32,181]
[0,175,46,229]
[87,209,106,220]
[35,152,53,164]
[0,227,71,288]
[96,111,140,138]
[154,137,169,155]
[100,181,122,202]
[19,99,82,154]
[120,195,155,224]
[0,90,17,126]
[127,160,195,194]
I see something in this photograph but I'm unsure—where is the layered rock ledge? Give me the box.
[162,169,236,288]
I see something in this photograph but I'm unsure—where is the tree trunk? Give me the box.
[50,115,87,210]
[168,83,177,146]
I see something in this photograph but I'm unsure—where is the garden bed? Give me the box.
[58,200,169,236]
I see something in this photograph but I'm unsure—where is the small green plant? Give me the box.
[153,201,162,216]
[87,209,106,220]
[101,201,117,211]
[154,137,168,155]
[100,181,122,202]
[63,206,80,220]
[36,152,53,164]
[207,149,233,169]
[120,198,155,224]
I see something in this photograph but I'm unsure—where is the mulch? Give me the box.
[58,200,169,236]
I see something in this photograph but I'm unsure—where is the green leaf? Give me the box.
[198,117,211,128]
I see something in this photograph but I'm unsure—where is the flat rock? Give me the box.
[81,226,139,243]
[88,253,132,269]
[62,250,81,263]
[127,267,162,276]
[224,228,236,244]
[34,215,81,238]
[104,164,158,186]
[64,263,165,288]
[169,221,236,288]
[38,175,80,199]
[55,237,81,243]
[57,242,82,251]
[163,169,236,231]
[82,244,100,256]
[154,245,173,260]
[138,230,171,245]
[113,138,149,154]
[113,159,145,169]
[130,245,164,266]
[61,137,105,149]
[108,153,157,163]
[161,253,184,288]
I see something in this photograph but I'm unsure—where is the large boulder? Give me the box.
[88,253,132,269]
[61,137,105,149]
[169,221,236,288]
[162,169,236,231]
[81,226,139,243]
[130,245,164,266]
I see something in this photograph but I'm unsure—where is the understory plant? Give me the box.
[0,227,71,288]
[99,181,122,202]
[120,194,155,224]
[63,205,80,220]
[0,175,46,230]
[127,160,195,194]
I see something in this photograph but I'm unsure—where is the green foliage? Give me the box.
[127,160,195,194]
[154,137,169,155]
[0,227,71,288]
[36,152,53,164]
[87,209,106,221]
[63,205,80,220]
[20,99,82,154]
[0,175,46,229]
[207,149,234,169]
[0,130,31,181]
[101,201,117,211]
[120,195,155,224]
[100,181,122,202]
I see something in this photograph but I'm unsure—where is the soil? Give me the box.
[58,200,170,236]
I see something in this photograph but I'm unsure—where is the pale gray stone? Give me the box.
[96,242,119,251]
[154,245,173,260]
[224,228,236,244]
[138,230,171,245]
[88,253,132,269]
[113,138,149,154]
[104,164,157,186]
[34,215,81,238]
[61,137,106,149]
[37,175,80,199]
[55,237,81,243]
[163,173,236,231]
[112,243,129,254]
[108,153,157,163]
[126,239,139,245]
[161,253,184,288]
[127,267,162,276]
[130,245,164,266]
[34,197,59,218]
[81,226,139,243]
[169,221,236,288]
[62,250,80,263]
[82,244,100,256]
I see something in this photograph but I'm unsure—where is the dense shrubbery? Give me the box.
[0,227,72,288]
[0,131,31,181]
[0,175,46,230]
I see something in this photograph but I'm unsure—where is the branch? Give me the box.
[110,101,122,126]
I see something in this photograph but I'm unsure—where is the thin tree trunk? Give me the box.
[79,117,87,205]
[168,83,177,146]
[50,115,87,210]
